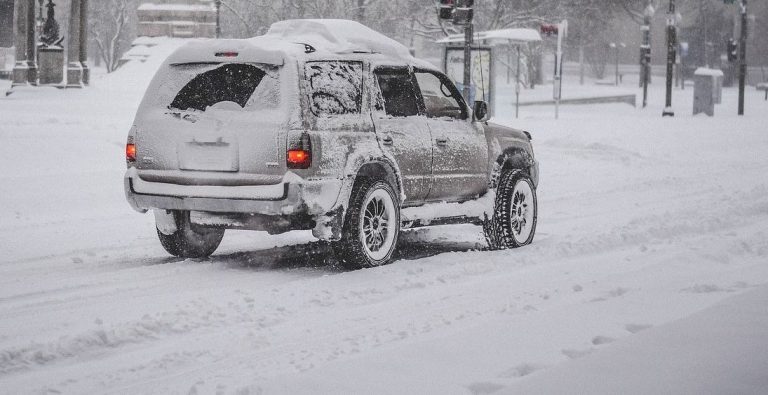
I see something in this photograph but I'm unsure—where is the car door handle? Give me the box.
[382,136,394,146]
[435,138,448,146]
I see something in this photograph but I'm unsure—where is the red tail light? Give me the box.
[287,149,311,168]
[126,143,136,162]
[287,133,312,169]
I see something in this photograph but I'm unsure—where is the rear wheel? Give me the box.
[156,211,224,258]
[333,178,400,270]
[484,169,538,250]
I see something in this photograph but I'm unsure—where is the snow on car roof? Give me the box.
[165,37,288,66]
[265,19,413,59]
[164,19,429,68]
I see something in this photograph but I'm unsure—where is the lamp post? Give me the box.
[737,0,747,116]
[641,3,654,108]
[610,42,626,86]
[662,0,677,117]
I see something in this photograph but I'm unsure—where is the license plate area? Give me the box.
[178,139,239,172]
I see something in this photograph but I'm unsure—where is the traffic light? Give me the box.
[438,0,455,20]
[727,38,738,62]
[540,24,559,37]
[438,0,474,25]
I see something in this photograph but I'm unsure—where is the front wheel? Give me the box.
[332,178,400,270]
[485,169,538,250]
[156,211,224,258]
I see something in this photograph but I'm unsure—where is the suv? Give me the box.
[124,20,539,269]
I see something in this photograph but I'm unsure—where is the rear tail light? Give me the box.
[126,136,136,163]
[287,133,312,169]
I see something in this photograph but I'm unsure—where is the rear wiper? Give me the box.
[167,109,199,123]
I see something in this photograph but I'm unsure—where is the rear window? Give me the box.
[305,61,363,116]
[156,63,280,113]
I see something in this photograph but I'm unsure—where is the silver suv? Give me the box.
[124,20,539,269]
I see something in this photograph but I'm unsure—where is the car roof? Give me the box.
[164,19,439,72]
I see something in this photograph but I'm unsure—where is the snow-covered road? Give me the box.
[1,42,768,394]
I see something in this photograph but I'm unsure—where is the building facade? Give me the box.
[137,0,216,38]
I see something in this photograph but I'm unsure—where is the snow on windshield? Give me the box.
[170,64,265,111]
[305,61,363,116]
[150,63,280,113]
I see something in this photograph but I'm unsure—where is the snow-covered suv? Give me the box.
[124,19,539,269]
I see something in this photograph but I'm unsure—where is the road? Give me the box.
[1,48,768,393]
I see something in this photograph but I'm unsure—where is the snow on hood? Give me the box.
[265,19,414,60]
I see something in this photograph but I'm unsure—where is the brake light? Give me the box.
[126,143,136,162]
[215,51,239,58]
[287,133,312,169]
[287,150,310,167]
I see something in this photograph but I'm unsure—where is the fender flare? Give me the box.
[489,148,536,190]
[313,152,404,241]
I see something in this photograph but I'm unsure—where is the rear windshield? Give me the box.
[171,64,265,111]
[148,63,281,113]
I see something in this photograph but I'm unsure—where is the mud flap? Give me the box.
[312,205,345,241]
[154,209,178,235]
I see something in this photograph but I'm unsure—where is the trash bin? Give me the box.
[693,68,722,116]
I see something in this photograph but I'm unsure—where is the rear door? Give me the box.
[371,67,432,205]
[414,69,488,201]
[300,60,373,179]
[134,62,288,186]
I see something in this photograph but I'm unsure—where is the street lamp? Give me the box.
[641,3,654,108]
[610,42,626,86]
[737,0,748,116]
[662,0,677,117]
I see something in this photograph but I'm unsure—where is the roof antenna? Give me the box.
[303,44,316,54]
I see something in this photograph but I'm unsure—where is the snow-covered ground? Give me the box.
[1,40,768,394]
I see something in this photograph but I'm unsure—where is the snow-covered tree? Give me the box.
[89,0,136,73]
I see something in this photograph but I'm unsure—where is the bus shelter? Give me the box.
[437,28,541,118]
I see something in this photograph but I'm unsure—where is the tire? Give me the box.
[332,177,400,270]
[156,211,224,258]
[484,169,538,250]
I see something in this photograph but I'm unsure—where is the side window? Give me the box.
[305,61,363,116]
[374,68,420,117]
[414,71,467,120]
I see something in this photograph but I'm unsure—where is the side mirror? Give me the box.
[474,101,489,122]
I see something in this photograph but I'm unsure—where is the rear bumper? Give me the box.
[124,167,342,217]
